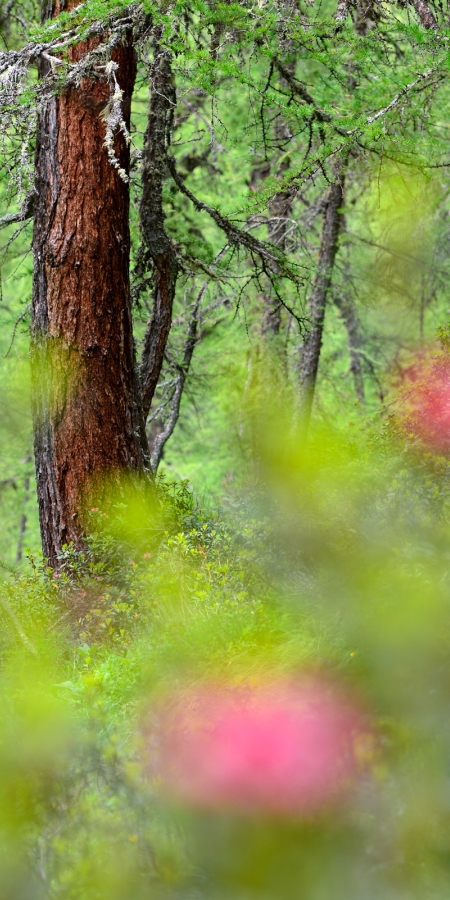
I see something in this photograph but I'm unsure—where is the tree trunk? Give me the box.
[139,30,179,423]
[249,59,295,339]
[149,283,205,470]
[334,286,365,405]
[409,0,438,30]
[31,23,148,567]
[298,160,346,429]
[264,113,294,338]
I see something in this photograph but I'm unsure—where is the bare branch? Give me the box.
[150,283,207,470]
[365,69,435,125]
[3,304,30,358]
[166,155,303,293]
[273,59,332,124]
[0,189,34,229]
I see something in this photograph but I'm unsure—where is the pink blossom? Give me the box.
[155,679,365,817]
[397,353,450,453]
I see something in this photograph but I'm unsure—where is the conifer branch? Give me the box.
[365,69,435,125]
[273,59,333,124]
[166,154,302,287]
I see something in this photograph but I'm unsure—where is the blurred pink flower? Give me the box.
[397,353,450,453]
[155,679,364,817]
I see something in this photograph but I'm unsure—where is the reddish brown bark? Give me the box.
[31,30,148,566]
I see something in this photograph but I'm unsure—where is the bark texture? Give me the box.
[31,29,148,566]
[139,30,178,422]
[264,117,294,337]
[335,0,352,29]
[298,163,346,428]
[409,0,438,29]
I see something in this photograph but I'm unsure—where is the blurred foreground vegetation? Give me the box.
[4,156,450,898]
[3,411,450,898]
[4,0,450,894]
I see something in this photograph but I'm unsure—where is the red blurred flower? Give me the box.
[155,679,365,817]
[397,353,450,453]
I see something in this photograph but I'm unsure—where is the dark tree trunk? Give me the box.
[264,116,294,338]
[139,30,179,422]
[149,283,205,470]
[31,25,148,567]
[298,161,346,429]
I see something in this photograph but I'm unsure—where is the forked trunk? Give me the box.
[31,25,148,566]
[298,160,347,429]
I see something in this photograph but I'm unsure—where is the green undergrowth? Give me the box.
[0,474,340,717]
[0,468,343,898]
[2,425,450,898]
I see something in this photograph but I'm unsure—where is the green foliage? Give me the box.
[3,419,450,897]
[4,0,450,896]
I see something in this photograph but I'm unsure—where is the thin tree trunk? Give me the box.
[150,283,206,470]
[253,57,295,339]
[298,160,346,429]
[139,29,179,422]
[335,0,352,29]
[263,112,294,337]
[31,14,148,567]
[16,453,32,563]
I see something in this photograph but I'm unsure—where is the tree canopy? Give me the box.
[3,4,450,897]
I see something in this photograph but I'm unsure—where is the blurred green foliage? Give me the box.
[1,417,450,898]
[3,2,450,896]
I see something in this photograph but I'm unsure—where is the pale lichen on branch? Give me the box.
[0,3,144,201]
